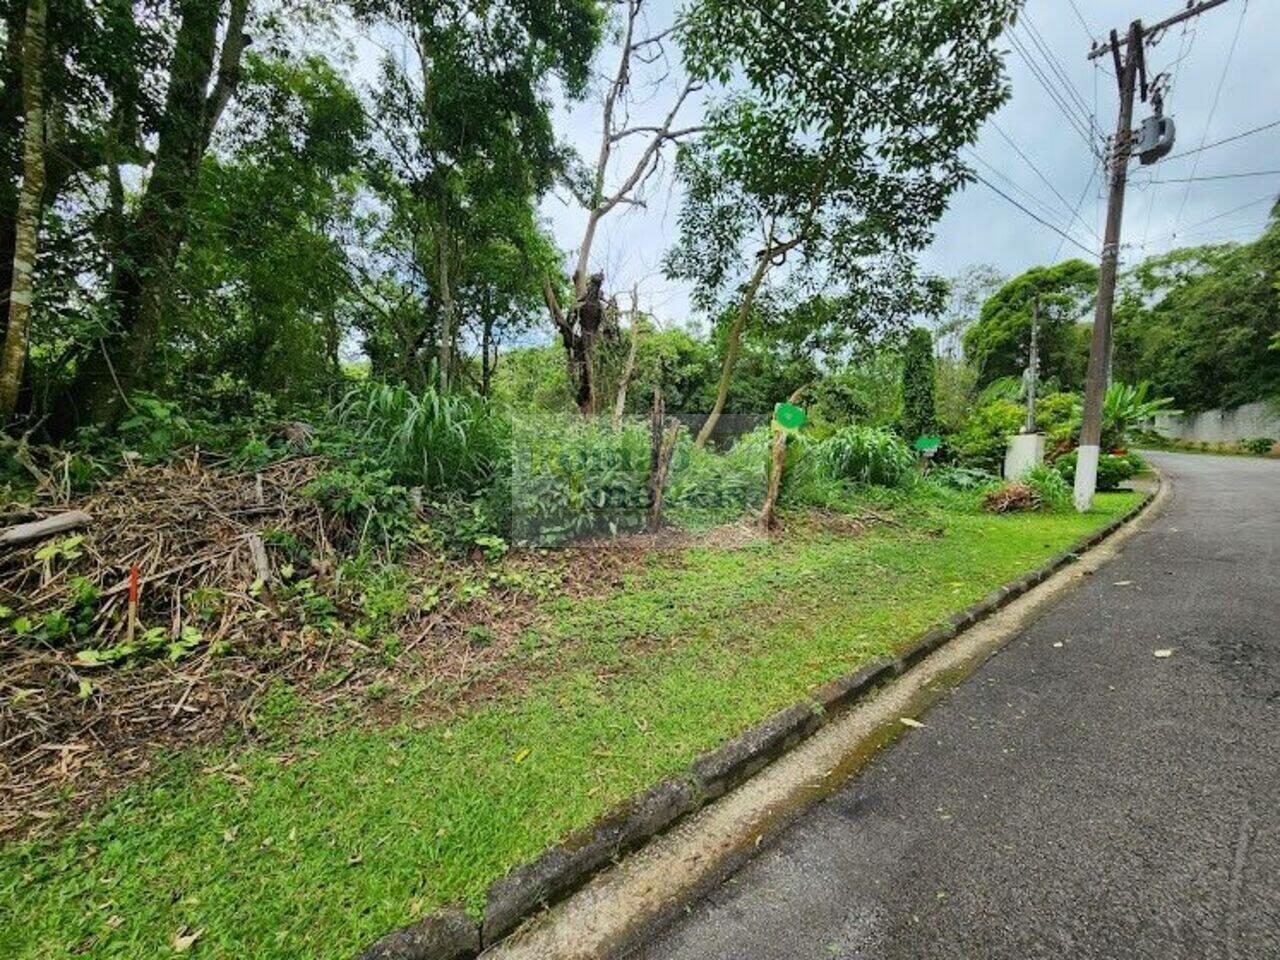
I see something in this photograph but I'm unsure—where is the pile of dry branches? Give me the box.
[0,454,332,835]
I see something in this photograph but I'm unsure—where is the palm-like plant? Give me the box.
[1102,381,1178,449]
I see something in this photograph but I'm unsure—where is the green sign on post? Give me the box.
[913,435,942,454]
[774,402,807,431]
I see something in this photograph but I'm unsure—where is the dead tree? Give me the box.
[548,0,701,413]
[646,375,678,533]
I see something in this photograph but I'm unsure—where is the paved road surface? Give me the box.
[634,453,1280,960]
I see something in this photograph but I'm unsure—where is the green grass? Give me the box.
[0,493,1139,959]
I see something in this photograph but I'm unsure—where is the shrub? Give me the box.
[1242,436,1275,455]
[1034,391,1081,446]
[667,429,768,521]
[815,426,915,487]
[510,416,652,544]
[1054,449,1145,490]
[1022,464,1071,511]
[949,399,1023,471]
[927,465,999,491]
[1101,381,1177,449]
[899,327,937,441]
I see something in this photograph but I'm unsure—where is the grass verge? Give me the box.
[0,492,1139,959]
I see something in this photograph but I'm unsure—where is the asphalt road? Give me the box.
[634,452,1280,960]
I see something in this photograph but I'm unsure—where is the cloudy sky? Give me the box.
[533,0,1280,326]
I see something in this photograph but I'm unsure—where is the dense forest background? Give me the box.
[0,0,1275,454]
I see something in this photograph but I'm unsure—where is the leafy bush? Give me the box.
[666,429,768,522]
[1242,436,1275,455]
[1034,391,1081,446]
[814,426,915,486]
[1022,464,1071,511]
[948,399,1023,471]
[1101,381,1177,449]
[926,465,998,491]
[305,464,416,550]
[1054,449,1145,490]
[510,417,652,544]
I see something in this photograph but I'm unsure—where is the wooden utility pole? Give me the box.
[1075,22,1140,512]
[1025,295,1039,435]
[1075,0,1233,511]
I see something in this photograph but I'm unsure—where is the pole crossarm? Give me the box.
[1088,0,1233,60]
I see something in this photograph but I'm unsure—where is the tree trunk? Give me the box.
[480,312,494,396]
[53,0,249,434]
[760,385,807,531]
[436,222,453,390]
[0,0,46,423]
[646,379,677,533]
[695,255,771,448]
[613,285,641,426]
[0,0,25,345]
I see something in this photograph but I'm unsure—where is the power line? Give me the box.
[1147,168,1280,183]
[1151,192,1276,243]
[969,171,1100,259]
[1053,158,1101,262]
[1020,13,1098,140]
[1066,0,1097,45]
[1007,28,1101,156]
[1163,117,1280,161]
[1170,0,1249,235]
[989,120,1099,238]
[965,147,1081,227]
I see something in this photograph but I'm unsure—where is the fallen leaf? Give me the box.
[1153,649,1174,659]
[172,927,203,952]
[1113,581,1134,587]
[900,717,924,729]
[513,747,531,764]
[1052,641,1064,648]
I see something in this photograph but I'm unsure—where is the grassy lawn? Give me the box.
[0,492,1139,959]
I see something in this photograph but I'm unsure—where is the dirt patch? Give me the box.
[1,457,803,841]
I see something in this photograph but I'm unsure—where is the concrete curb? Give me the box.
[354,484,1159,960]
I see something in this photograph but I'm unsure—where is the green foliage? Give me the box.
[1113,214,1280,412]
[1242,436,1276,455]
[899,328,937,441]
[338,382,507,493]
[963,260,1098,389]
[1021,464,1071,511]
[510,417,653,544]
[926,465,998,493]
[666,431,768,523]
[1054,449,1145,491]
[1035,391,1081,445]
[949,399,1023,471]
[304,466,416,551]
[814,426,915,487]
[1101,381,1177,449]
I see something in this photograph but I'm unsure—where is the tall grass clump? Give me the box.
[338,382,507,493]
[815,426,915,486]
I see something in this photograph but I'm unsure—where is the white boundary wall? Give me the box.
[1151,400,1280,444]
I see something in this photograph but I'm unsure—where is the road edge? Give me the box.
[356,478,1167,960]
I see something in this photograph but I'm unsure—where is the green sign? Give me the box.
[913,435,942,453]
[774,402,807,430]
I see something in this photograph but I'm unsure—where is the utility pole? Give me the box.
[1075,0,1234,512]
[1025,295,1039,435]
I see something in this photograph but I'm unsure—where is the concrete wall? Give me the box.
[1151,400,1280,444]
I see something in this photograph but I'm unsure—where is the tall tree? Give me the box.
[669,0,1018,445]
[899,327,937,442]
[357,0,600,391]
[963,259,1097,390]
[0,0,45,421]
[53,0,254,432]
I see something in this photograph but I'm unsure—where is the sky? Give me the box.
[532,0,1280,327]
